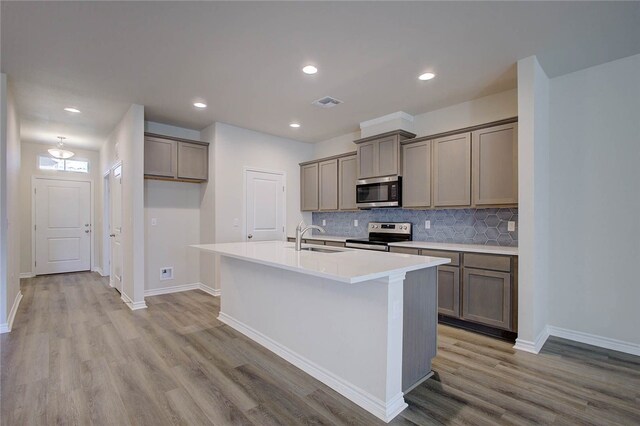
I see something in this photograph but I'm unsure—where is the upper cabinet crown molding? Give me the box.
[144,133,209,183]
[353,129,416,145]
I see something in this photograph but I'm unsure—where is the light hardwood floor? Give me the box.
[1,272,639,425]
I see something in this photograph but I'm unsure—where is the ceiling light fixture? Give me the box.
[302,65,318,75]
[48,136,75,159]
[418,72,436,81]
[193,102,207,108]
[289,123,301,128]
[64,107,81,113]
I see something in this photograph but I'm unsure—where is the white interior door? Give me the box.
[35,178,91,275]
[246,170,285,241]
[110,165,123,293]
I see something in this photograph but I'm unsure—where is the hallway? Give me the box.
[2,273,639,425]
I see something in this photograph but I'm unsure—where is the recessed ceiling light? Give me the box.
[302,65,318,75]
[193,102,207,108]
[418,72,436,81]
[289,123,301,128]
[64,107,81,113]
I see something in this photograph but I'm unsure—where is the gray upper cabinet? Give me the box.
[402,140,432,208]
[300,163,319,211]
[356,141,377,179]
[432,133,471,207]
[177,142,208,181]
[354,130,415,179]
[144,136,177,178]
[144,133,208,183]
[377,137,399,177]
[472,123,518,206]
[319,159,338,211]
[338,155,357,210]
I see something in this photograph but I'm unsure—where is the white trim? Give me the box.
[0,291,23,333]
[513,327,550,354]
[198,282,221,297]
[144,283,200,297]
[547,325,640,357]
[120,292,147,311]
[19,272,35,279]
[360,111,414,129]
[92,266,106,276]
[218,311,407,423]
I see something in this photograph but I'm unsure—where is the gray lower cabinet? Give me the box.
[437,266,460,318]
[338,155,357,210]
[177,142,208,180]
[402,140,431,207]
[300,163,319,211]
[319,159,338,211]
[462,268,512,330]
[144,136,177,178]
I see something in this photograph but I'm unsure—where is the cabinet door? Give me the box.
[438,266,460,318]
[402,141,431,207]
[377,136,399,177]
[300,163,319,211]
[338,155,357,210]
[319,159,338,211]
[462,268,512,330]
[177,142,208,180]
[144,137,177,178]
[433,133,471,207]
[357,141,377,179]
[472,123,518,205]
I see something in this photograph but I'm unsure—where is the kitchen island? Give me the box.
[191,241,449,422]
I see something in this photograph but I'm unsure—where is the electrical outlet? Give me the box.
[322,219,326,226]
[425,220,431,229]
[233,218,239,228]
[160,267,174,281]
[151,218,157,226]
[508,221,516,232]
[354,219,359,227]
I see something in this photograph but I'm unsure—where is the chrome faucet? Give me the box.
[295,221,326,251]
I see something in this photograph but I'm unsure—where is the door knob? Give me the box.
[247,234,253,239]
[85,230,90,233]
[85,224,90,227]
[109,234,116,237]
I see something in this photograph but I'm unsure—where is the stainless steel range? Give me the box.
[345,222,412,252]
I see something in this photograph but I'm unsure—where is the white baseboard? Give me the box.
[19,272,35,279]
[120,292,147,311]
[198,283,221,297]
[92,266,106,276]
[218,312,407,423]
[547,325,640,357]
[0,292,23,334]
[145,283,200,297]
[513,327,550,354]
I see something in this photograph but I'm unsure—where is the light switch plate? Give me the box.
[151,218,157,226]
[508,221,516,232]
[425,220,431,229]
[354,219,359,227]
[322,219,326,226]
[233,218,239,228]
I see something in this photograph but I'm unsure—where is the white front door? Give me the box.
[35,178,91,275]
[110,164,123,293]
[245,170,285,241]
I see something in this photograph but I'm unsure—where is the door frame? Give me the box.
[31,175,94,276]
[243,166,287,242]
[102,169,111,280]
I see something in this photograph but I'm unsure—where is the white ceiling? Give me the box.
[2,1,639,149]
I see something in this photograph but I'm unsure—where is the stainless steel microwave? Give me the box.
[356,176,401,208]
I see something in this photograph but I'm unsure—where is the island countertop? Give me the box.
[192,241,450,284]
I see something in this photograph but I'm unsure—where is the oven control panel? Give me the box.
[368,222,412,235]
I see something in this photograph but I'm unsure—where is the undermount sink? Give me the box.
[292,246,343,253]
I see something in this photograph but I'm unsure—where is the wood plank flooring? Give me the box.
[1,272,639,425]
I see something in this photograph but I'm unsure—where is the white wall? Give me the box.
[142,121,202,293]
[213,122,313,243]
[199,123,216,291]
[547,53,640,348]
[19,142,101,275]
[514,56,550,353]
[313,89,518,159]
[0,74,22,331]
[100,104,145,308]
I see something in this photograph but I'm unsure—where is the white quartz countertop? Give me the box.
[288,234,348,242]
[191,241,450,284]
[388,241,518,256]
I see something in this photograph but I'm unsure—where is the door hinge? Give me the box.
[34,188,36,194]
[34,261,37,267]
[34,225,37,231]
[283,186,285,192]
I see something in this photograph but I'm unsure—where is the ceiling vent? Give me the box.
[312,96,343,109]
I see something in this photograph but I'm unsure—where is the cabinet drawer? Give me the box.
[287,237,296,243]
[463,253,511,272]
[304,239,325,245]
[420,250,459,266]
[389,247,421,255]
[325,241,345,248]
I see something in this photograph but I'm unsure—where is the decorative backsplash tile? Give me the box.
[312,208,518,246]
